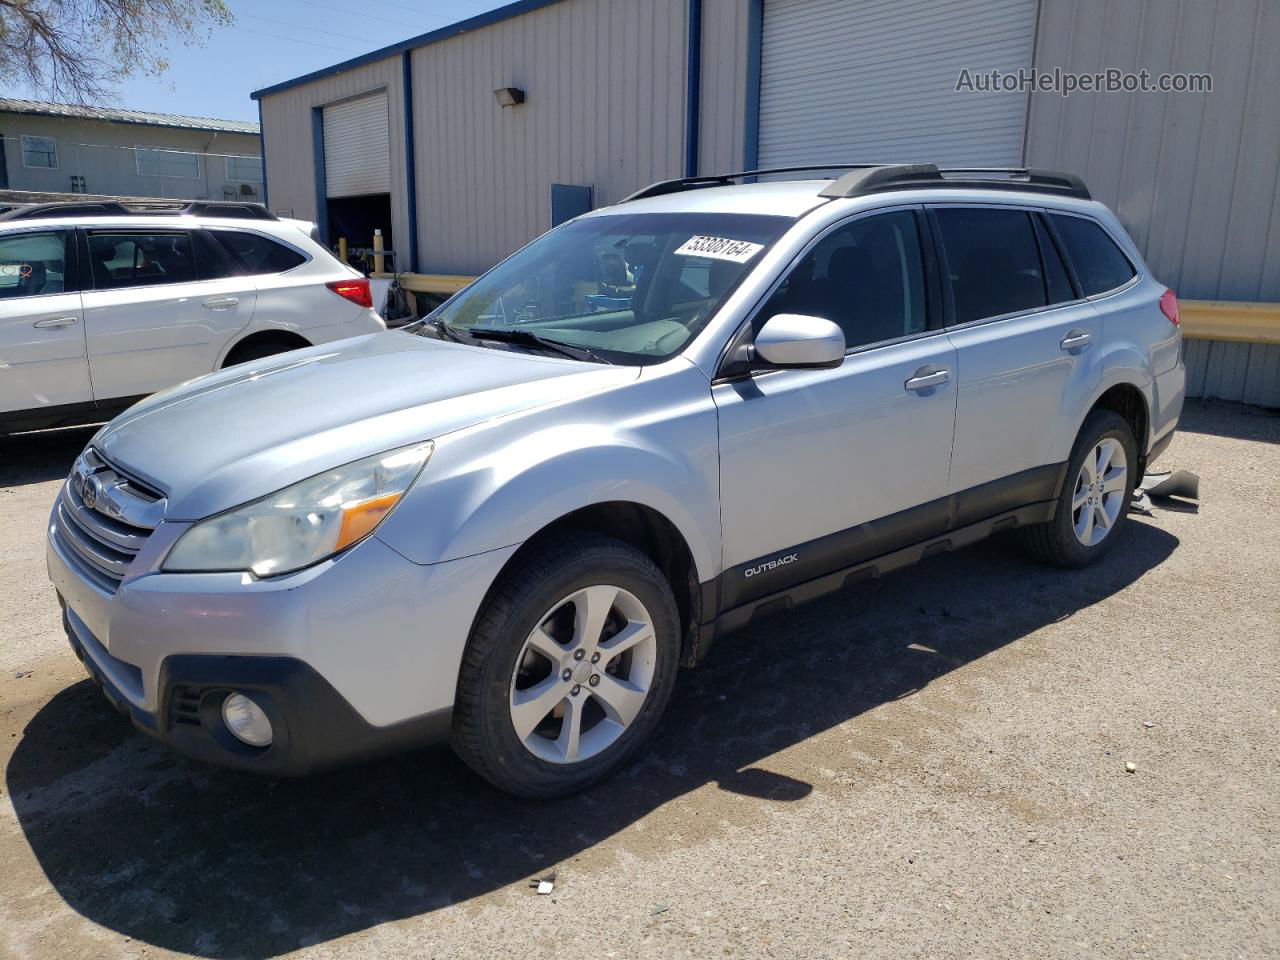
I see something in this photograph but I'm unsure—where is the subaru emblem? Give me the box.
[81,475,101,510]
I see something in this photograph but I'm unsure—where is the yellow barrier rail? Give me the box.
[1179,300,1280,345]
[374,276,1278,346]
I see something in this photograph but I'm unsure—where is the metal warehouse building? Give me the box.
[254,0,1280,405]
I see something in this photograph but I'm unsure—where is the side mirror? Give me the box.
[752,313,845,369]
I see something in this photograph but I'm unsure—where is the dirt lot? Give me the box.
[0,400,1276,960]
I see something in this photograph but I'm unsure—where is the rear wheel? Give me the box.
[451,532,680,798]
[1021,410,1138,568]
[222,336,307,367]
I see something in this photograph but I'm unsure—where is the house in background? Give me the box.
[0,98,262,203]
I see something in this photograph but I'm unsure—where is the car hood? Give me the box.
[94,332,638,520]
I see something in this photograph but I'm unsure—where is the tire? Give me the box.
[222,337,306,368]
[451,532,681,798]
[1020,409,1139,568]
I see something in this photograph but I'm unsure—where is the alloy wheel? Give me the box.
[1071,437,1128,547]
[508,585,657,764]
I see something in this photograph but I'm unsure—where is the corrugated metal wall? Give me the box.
[409,0,688,275]
[698,0,751,175]
[1025,0,1280,407]
[258,56,409,262]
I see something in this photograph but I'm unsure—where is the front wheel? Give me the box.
[451,533,681,798]
[1020,410,1138,568]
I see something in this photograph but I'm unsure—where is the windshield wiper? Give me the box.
[406,318,466,343]
[465,327,610,364]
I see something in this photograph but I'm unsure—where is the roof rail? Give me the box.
[819,165,1090,200]
[0,200,279,222]
[621,164,889,202]
[622,163,1091,204]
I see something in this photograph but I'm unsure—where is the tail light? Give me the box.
[326,278,373,309]
[1159,288,1180,327]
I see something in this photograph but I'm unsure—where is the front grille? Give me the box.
[52,448,166,593]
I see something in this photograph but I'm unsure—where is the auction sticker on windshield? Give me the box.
[674,235,765,263]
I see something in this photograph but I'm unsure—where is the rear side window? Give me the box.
[1033,215,1076,304]
[934,208,1047,324]
[87,231,195,289]
[0,230,69,299]
[210,230,306,275]
[1049,214,1136,295]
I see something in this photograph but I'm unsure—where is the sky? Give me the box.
[10,0,513,123]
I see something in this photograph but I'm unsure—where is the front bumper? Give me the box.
[48,506,518,774]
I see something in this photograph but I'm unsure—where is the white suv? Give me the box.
[0,200,384,434]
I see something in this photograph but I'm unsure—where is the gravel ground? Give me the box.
[0,399,1277,960]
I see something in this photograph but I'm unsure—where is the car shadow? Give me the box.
[0,426,98,487]
[7,521,1179,958]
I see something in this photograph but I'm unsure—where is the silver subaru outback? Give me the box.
[47,164,1185,797]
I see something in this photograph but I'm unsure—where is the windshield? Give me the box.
[428,212,791,364]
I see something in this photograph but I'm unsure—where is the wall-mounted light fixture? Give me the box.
[494,87,526,107]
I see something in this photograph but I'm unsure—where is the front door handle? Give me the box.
[1060,330,1092,351]
[202,297,240,310]
[904,368,949,392]
[33,316,80,329]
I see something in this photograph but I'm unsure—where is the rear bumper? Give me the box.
[1147,357,1187,465]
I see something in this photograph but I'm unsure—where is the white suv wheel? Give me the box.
[1071,437,1128,546]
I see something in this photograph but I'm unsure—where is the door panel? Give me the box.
[714,331,958,607]
[930,205,1102,493]
[80,229,256,400]
[945,303,1101,492]
[0,228,91,414]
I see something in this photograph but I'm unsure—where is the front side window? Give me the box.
[1049,213,1136,296]
[0,231,68,298]
[934,207,1047,324]
[21,135,57,169]
[210,229,306,275]
[759,210,927,350]
[428,212,791,364]
[135,147,201,179]
[87,231,195,289]
[225,155,264,182]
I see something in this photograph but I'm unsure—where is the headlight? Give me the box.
[163,442,432,577]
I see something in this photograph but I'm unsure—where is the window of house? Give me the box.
[225,155,263,182]
[21,135,58,169]
[1049,214,1137,296]
[210,230,307,274]
[0,231,68,299]
[759,210,927,350]
[135,147,201,179]
[934,208,1047,324]
[87,231,195,289]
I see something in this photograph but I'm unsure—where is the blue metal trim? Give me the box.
[743,0,764,170]
[257,100,269,208]
[684,0,703,177]
[251,0,565,101]
[401,51,419,273]
[311,107,328,246]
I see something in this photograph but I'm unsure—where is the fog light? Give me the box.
[222,693,273,747]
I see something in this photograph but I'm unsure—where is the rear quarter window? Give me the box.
[210,230,307,275]
[1049,214,1136,296]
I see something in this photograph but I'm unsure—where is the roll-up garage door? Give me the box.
[322,91,390,197]
[758,0,1038,168]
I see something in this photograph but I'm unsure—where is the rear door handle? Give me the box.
[32,316,79,329]
[202,297,240,310]
[1060,330,1092,351]
[904,368,949,392]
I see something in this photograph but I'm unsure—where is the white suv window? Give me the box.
[0,231,68,298]
[209,230,306,275]
[87,231,196,290]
